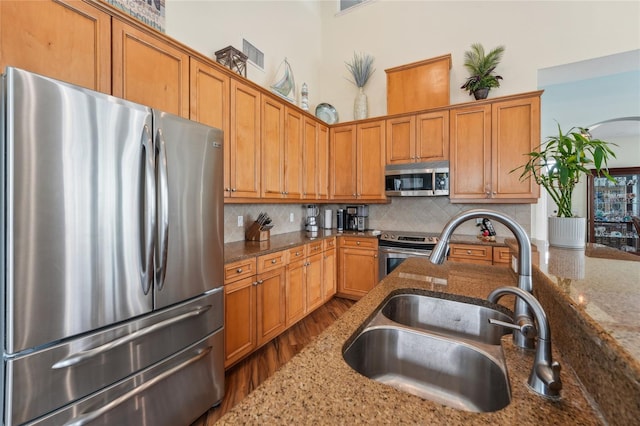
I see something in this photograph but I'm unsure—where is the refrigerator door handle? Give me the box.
[155,128,169,291]
[62,346,212,426]
[141,124,156,296]
[51,305,212,369]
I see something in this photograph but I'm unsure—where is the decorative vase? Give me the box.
[473,88,490,100]
[354,87,368,120]
[548,216,587,249]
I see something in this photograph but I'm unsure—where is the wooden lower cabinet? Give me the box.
[224,273,257,368]
[447,243,511,266]
[323,246,337,301]
[256,266,287,346]
[285,247,307,327]
[337,236,379,300]
[224,254,286,368]
[306,246,324,313]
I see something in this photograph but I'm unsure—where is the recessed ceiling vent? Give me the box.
[243,39,264,70]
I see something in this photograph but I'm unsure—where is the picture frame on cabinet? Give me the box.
[103,0,166,32]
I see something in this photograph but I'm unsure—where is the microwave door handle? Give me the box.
[155,128,169,291]
[141,125,155,296]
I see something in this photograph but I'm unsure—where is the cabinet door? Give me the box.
[448,243,492,265]
[224,276,256,367]
[386,115,415,165]
[256,267,286,346]
[306,252,324,313]
[285,257,306,327]
[330,124,357,199]
[230,80,261,197]
[491,96,540,201]
[416,110,449,162]
[322,248,337,301]
[112,19,189,117]
[338,247,379,300]
[261,96,285,198]
[189,59,230,194]
[449,104,492,201]
[302,117,318,199]
[317,124,330,199]
[284,107,303,199]
[357,120,386,200]
[0,0,111,93]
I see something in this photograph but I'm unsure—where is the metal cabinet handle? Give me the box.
[252,281,259,286]
[271,259,277,264]
[236,268,243,273]
[356,241,361,245]
[231,188,237,192]
[467,250,472,255]
[64,346,212,426]
[52,305,212,369]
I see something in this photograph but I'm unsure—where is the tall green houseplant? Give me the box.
[515,124,616,218]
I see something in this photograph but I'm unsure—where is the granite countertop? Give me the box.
[224,230,380,264]
[217,258,604,425]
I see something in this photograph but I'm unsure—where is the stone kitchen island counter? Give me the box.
[217,258,607,425]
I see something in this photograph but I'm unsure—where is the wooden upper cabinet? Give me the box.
[189,58,230,194]
[230,80,261,198]
[261,96,285,198]
[386,115,416,165]
[303,117,319,199]
[284,107,303,199]
[357,120,386,200]
[330,124,357,199]
[0,0,111,92]
[386,54,451,115]
[317,124,330,199]
[112,19,189,117]
[491,95,540,201]
[416,110,449,162]
[449,104,492,200]
[449,92,541,203]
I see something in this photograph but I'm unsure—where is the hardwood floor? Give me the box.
[191,297,355,425]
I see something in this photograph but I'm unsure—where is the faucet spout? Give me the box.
[488,286,562,399]
[431,209,535,348]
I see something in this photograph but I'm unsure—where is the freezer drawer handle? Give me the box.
[63,346,212,426]
[52,305,212,369]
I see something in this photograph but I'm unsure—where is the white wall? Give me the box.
[166,0,324,108]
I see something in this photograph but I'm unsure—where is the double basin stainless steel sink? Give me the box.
[342,290,513,413]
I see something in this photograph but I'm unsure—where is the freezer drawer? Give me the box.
[4,290,223,426]
[27,329,224,426]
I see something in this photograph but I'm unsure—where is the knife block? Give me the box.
[245,222,270,241]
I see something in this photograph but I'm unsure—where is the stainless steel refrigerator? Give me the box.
[1,67,225,425]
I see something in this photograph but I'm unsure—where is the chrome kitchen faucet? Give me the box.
[430,209,536,349]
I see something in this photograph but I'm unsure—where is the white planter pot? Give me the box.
[548,216,586,249]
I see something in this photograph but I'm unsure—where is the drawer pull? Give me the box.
[467,250,472,255]
[356,241,361,245]
[236,268,243,273]
[271,259,277,264]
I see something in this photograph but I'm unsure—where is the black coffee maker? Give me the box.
[345,206,358,231]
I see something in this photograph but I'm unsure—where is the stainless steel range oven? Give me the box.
[378,231,439,279]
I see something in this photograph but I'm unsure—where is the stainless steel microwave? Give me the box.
[384,161,449,197]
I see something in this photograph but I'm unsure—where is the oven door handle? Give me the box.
[378,246,432,257]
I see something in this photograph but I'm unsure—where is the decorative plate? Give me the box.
[315,103,338,124]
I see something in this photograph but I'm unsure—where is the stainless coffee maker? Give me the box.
[356,205,369,231]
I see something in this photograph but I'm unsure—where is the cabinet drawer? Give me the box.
[224,258,257,283]
[339,236,378,249]
[323,237,336,251]
[287,245,307,262]
[448,243,492,262]
[308,241,323,255]
[493,246,511,265]
[257,250,287,273]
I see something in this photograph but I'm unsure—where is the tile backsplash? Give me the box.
[223,198,531,243]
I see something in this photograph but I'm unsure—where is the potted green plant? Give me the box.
[514,124,616,248]
[460,43,505,100]
[345,52,375,119]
